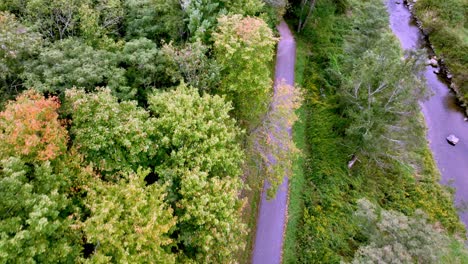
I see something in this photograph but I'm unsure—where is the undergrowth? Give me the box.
[284,0,466,262]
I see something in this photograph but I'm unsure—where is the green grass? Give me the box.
[413,0,468,108]
[282,36,308,264]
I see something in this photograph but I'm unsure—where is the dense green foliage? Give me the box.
[0,0,288,261]
[213,14,276,128]
[65,88,155,175]
[0,12,41,107]
[83,169,176,263]
[351,199,467,263]
[284,0,467,262]
[412,0,468,107]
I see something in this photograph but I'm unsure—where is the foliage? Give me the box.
[340,35,426,164]
[185,0,264,41]
[0,90,67,162]
[250,83,302,197]
[77,1,124,48]
[148,85,246,262]
[24,38,131,99]
[65,88,155,175]
[176,168,246,263]
[0,12,41,106]
[124,0,184,42]
[285,0,466,262]
[412,0,468,108]
[162,40,221,92]
[213,15,276,128]
[148,84,243,180]
[83,169,176,263]
[351,199,468,263]
[0,158,82,263]
[121,38,176,101]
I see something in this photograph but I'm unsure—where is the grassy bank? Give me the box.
[283,0,466,262]
[283,36,308,263]
[411,0,468,108]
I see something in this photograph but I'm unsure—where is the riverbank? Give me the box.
[404,0,468,115]
[283,0,466,262]
[388,0,468,236]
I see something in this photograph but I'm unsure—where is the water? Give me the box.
[387,1,468,228]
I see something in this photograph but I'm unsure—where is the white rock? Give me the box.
[426,58,438,67]
[446,134,460,145]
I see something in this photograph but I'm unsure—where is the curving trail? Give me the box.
[251,21,296,264]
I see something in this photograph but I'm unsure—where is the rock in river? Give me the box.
[446,134,460,145]
[426,58,438,67]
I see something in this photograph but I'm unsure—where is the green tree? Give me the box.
[185,0,264,41]
[176,168,246,263]
[65,88,155,175]
[0,12,41,107]
[351,199,468,263]
[250,83,302,196]
[147,84,246,262]
[213,15,276,128]
[148,84,243,179]
[162,40,221,92]
[23,38,131,99]
[0,158,82,263]
[24,0,83,40]
[124,0,184,42]
[340,33,426,165]
[83,169,176,263]
[121,38,176,102]
[77,1,124,49]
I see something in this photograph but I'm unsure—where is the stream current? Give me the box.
[387,1,468,229]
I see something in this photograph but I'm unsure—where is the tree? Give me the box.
[65,88,155,175]
[24,0,83,40]
[0,12,41,106]
[249,83,302,196]
[296,0,316,32]
[351,199,468,263]
[0,90,68,162]
[147,84,246,262]
[121,38,176,102]
[0,158,82,263]
[77,1,124,49]
[83,169,176,263]
[184,0,264,41]
[124,0,184,42]
[339,33,426,165]
[176,168,246,263]
[213,15,276,128]
[23,38,131,99]
[148,84,243,179]
[162,40,221,92]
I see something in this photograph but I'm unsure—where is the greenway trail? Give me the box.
[252,21,296,264]
[387,1,468,227]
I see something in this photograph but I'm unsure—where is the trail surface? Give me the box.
[387,1,468,227]
[251,21,296,264]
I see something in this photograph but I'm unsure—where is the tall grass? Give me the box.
[283,0,466,262]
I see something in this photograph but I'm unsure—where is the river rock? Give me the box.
[446,134,459,145]
[396,0,401,4]
[433,69,440,74]
[426,58,438,67]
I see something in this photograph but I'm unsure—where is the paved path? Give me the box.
[251,20,296,264]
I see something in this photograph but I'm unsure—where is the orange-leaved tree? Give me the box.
[0,90,68,161]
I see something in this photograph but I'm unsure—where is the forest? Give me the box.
[1,0,467,263]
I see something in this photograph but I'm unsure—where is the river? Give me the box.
[386,1,468,229]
